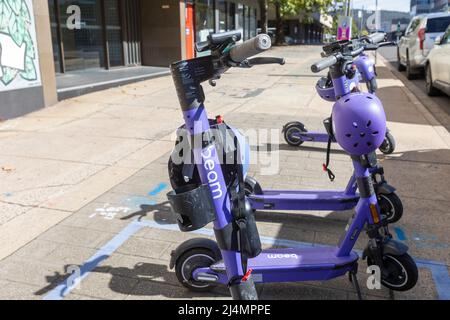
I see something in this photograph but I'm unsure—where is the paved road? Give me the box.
[0,46,449,300]
[379,46,450,127]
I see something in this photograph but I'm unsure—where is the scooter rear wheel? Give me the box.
[284,123,307,147]
[379,132,396,155]
[368,253,418,292]
[378,192,403,224]
[175,248,220,292]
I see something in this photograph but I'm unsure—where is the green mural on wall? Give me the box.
[0,0,40,89]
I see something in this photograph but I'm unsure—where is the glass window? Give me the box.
[48,1,61,73]
[59,0,105,71]
[236,3,244,39]
[195,0,215,42]
[426,16,450,33]
[442,27,450,44]
[228,2,236,31]
[104,0,123,67]
[407,18,421,35]
[249,8,256,38]
[218,0,227,32]
[244,6,250,40]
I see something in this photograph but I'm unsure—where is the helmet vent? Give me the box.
[360,132,366,137]
[345,133,352,138]
[366,120,372,127]
[353,143,359,148]
[345,98,350,103]
[352,122,358,128]
[367,96,373,100]
[367,142,372,147]
[372,131,379,135]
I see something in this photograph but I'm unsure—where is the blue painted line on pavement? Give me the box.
[148,183,168,196]
[394,227,407,241]
[43,220,144,300]
[43,182,168,300]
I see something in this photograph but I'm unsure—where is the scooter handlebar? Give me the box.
[311,55,338,73]
[229,34,272,63]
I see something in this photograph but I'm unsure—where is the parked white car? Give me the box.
[426,25,450,96]
[398,12,450,79]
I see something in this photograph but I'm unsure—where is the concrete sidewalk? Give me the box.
[0,46,449,300]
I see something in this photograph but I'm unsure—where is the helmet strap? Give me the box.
[323,137,336,182]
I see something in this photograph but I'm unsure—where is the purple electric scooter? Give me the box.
[166,31,418,300]
[283,35,396,155]
[244,36,403,224]
[168,35,403,225]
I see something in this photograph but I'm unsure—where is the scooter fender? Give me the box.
[382,239,409,256]
[363,238,409,260]
[376,182,396,195]
[169,238,221,269]
[282,121,306,133]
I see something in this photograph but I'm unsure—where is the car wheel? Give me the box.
[397,49,406,71]
[406,53,416,80]
[425,63,440,96]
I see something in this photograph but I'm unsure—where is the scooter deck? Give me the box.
[208,247,359,284]
[248,190,359,211]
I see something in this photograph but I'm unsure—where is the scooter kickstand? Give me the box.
[349,267,363,300]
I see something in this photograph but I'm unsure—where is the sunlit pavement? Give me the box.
[0,46,449,300]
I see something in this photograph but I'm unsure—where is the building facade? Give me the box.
[410,0,450,16]
[0,0,260,119]
[351,10,411,33]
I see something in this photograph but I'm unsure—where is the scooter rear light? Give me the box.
[418,28,426,50]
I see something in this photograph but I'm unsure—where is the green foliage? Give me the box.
[270,0,334,21]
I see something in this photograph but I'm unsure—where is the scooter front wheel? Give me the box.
[244,176,263,196]
[378,192,403,224]
[368,253,418,292]
[379,132,396,154]
[283,122,307,147]
[175,248,220,292]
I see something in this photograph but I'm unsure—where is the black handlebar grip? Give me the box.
[311,55,338,73]
[248,57,285,65]
[369,32,386,44]
[229,34,272,63]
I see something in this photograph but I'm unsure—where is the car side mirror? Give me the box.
[434,36,442,45]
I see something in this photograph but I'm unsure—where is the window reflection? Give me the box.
[59,0,105,71]
[195,0,215,42]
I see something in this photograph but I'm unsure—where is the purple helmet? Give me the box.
[316,77,336,102]
[332,93,386,156]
